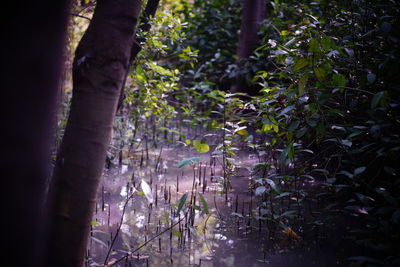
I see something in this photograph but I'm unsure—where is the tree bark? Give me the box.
[117,0,160,111]
[231,0,265,93]
[237,0,265,58]
[1,2,69,267]
[45,1,142,266]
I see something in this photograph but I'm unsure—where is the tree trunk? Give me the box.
[232,0,265,93]
[1,2,69,267]
[117,0,160,111]
[237,0,265,58]
[45,1,142,266]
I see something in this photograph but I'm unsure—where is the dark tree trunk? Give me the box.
[131,0,160,59]
[1,2,69,267]
[45,1,142,266]
[117,0,160,111]
[237,0,265,58]
[232,0,265,93]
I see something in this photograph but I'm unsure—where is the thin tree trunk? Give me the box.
[231,0,265,93]
[131,0,160,59]
[1,2,69,267]
[237,0,265,58]
[45,1,142,266]
[117,0,160,111]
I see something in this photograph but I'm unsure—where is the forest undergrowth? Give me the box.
[57,0,400,265]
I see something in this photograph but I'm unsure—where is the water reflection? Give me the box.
[88,145,271,266]
[87,145,341,267]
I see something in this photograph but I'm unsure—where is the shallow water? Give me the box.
[87,142,349,267]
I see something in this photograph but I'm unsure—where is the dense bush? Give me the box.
[176,0,400,264]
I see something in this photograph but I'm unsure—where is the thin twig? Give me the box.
[102,193,134,266]
[330,86,374,96]
[109,213,187,266]
[70,13,92,21]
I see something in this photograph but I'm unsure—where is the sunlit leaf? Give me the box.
[255,186,266,196]
[141,179,153,204]
[193,140,210,153]
[234,126,248,136]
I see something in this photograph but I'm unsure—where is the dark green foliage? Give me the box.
[176,0,400,263]
[241,0,400,264]
[183,0,242,86]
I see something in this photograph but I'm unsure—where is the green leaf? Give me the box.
[198,193,209,214]
[314,67,326,80]
[176,193,188,215]
[90,221,100,226]
[308,38,320,53]
[292,58,308,72]
[298,74,309,94]
[306,119,317,127]
[231,212,244,218]
[178,157,203,168]
[296,127,308,138]
[136,64,147,83]
[171,229,182,238]
[193,140,210,153]
[371,91,387,109]
[279,147,289,164]
[192,205,201,210]
[288,120,300,131]
[236,129,248,136]
[333,74,346,87]
[321,36,333,51]
[148,62,173,76]
[234,126,248,136]
[278,106,295,117]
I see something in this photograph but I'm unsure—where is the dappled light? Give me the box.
[3,0,399,267]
